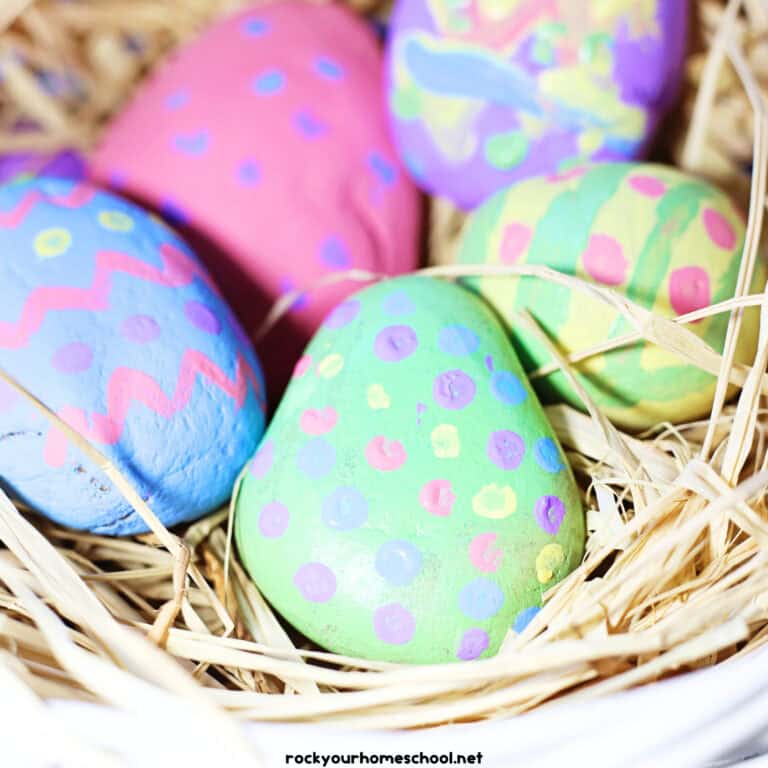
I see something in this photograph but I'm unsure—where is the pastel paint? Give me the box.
[386,0,688,209]
[90,1,422,400]
[235,276,584,664]
[456,162,764,429]
[0,177,266,534]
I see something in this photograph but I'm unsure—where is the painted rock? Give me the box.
[235,276,584,664]
[456,163,764,429]
[0,150,85,185]
[386,0,688,209]
[89,0,422,401]
[0,177,266,535]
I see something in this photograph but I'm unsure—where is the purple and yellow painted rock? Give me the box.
[236,276,584,663]
[0,177,266,534]
[386,0,688,209]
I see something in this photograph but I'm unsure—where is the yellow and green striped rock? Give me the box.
[457,163,764,430]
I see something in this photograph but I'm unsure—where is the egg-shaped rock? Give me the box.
[235,275,584,664]
[455,163,763,429]
[89,0,423,401]
[386,0,688,210]
[0,177,266,535]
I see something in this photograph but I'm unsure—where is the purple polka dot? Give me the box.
[368,152,397,186]
[184,301,221,335]
[52,342,93,374]
[458,579,504,621]
[242,17,269,36]
[534,496,566,535]
[296,438,335,479]
[0,380,18,412]
[315,56,344,80]
[121,314,160,344]
[374,325,418,362]
[457,628,489,661]
[294,109,327,138]
[294,562,336,603]
[165,89,189,110]
[237,160,261,186]
[438,325,479,356]
[382,291,415,316]
[279,277,309,311]
[325,299,360,329]
[258,501,289,538]
[373,603,415,645]
[433,370,476,410]
[250,440,274,479]
[375,540,422,586]
[321,486,368,530]
[160,198,188,226]
[320,236,351,269]
[487,430,525,470]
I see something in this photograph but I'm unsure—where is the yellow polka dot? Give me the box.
[367,383,390,410]
[536,543,565,584]
[317,353,344,379]
[577,129,603,155]
[34,227,71,259]
[431,424,460,459]
[98,210,134,232]
[472,484,517,519]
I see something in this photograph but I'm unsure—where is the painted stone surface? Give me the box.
[456,163,763,429]
[386,0,688,209]
[0,177,266,534]
[236,275,584,664]
[90,0,422,400]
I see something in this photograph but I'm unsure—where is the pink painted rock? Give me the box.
[89,1,423,400]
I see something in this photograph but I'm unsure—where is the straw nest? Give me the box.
[1,0,768,740]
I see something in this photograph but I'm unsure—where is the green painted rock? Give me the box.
[235,276,584,664]
[456,163,764,430]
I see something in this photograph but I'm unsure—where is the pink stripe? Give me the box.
[0,183,97,229]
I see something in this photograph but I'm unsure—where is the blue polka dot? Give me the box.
[458,579,505,621]
[404,152,426,181]
[382,291,415,316]
[320,236,351,269]
[490,370,527,406]
[252,70,285,94]
[279,277,309,311]
[513,606,540,633]
[173,131,210,156]
[296,438,335,479]
[294,109,327,138]
[315,56,344,80]
[375,540,422,586]
[160,198,188,226]
[322,487,368,530]
[368,152,397,186]
[236,160,261,186]
[165,89,189,111]
[534,437,565,473]
[438,325,479,356]
[242,17,269,37]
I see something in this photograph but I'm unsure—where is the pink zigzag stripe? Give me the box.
[0,182,97,228]
[0,243,217,349]
[44,351,264,467]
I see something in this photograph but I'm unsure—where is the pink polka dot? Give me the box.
[703,208,737,250]
[293,355,311,378]
[258,501,289,538]
[121,314,160,343]
[373,603,415,645]
[547,166,586,184]
[52,342,93,374]
[300,407,338,435]
[294,562,336,603]
[499,223,532,264]
[628,175,667,198]
[419,479,455,517]
[669,266,711,317]
[365,436,407,471]
[582,234,628,286]
[469,533,503,573]
[250,440,274,479]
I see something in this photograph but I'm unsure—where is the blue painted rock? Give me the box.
[236,276,584,663]
[0,177,266,534]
